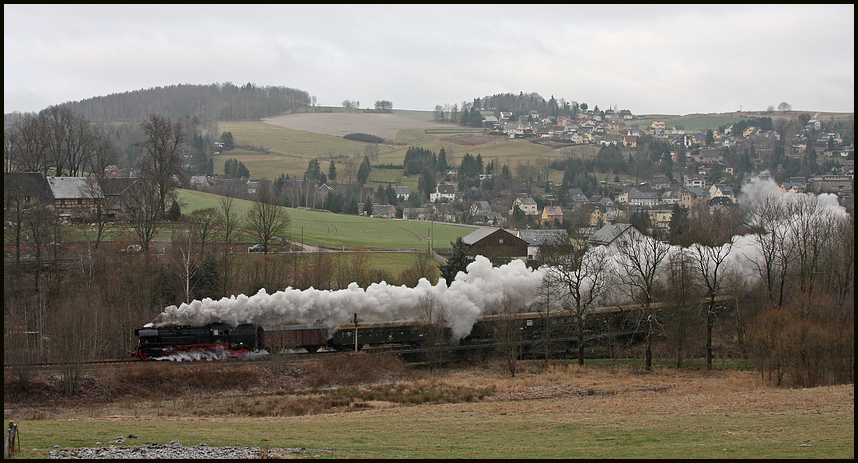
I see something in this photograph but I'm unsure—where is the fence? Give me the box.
[4,421,19,458]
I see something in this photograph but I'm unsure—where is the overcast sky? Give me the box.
[4,4,854,116]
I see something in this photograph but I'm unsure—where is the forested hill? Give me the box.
[58,82,311,123]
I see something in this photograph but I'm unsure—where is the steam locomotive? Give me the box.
[130,304,645,361]
[130,323,265,360]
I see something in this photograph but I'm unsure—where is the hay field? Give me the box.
[261,112,451,141]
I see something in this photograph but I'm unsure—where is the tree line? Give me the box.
[56,82,311,123]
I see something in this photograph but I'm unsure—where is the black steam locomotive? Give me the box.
[130,323,265,360]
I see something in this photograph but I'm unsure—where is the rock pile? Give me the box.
[49,440,311,459]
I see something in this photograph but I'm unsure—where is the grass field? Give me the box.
[4,361,853,459]
[177,189,476,250]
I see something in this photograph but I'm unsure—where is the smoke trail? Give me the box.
[151,255,542,340]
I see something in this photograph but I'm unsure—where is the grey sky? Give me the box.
[4,4,854,115]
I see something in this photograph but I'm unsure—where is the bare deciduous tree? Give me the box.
[138,114,186,216]
[689,208,740,370]
[540,233,613,365]
[188,207,219,262]
[125,175,163,254]
[245,187,291,254]
[495,295,524,377]
[656,248,702,368]
[217,195,241,296]
[416,293,451,367]
[613,229,671,370]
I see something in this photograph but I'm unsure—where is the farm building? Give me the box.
[461,227,527,261]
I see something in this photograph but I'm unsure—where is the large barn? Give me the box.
[461,227,528,260]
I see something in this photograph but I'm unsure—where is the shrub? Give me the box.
[344,133,384,144]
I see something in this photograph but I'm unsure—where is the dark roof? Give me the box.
[4,172,53,204]
[518,229,569,245]
[462,226,517,245]
[97,177,137,196]
[436,184,456,194]
[587,223,633,246]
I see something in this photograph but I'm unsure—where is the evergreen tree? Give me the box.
[357,156,371,184]
[219,131,234,150]
[344,197,359,215]
[304,158,321,182]
[630,210,652,235]
[328,160,337,182]
[436,147,448,174]
[668,204,691,246]
[438,237,475,286]
[167,198,182,222]
[419,166,436,200]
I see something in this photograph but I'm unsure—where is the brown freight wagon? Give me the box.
[264,324,331,353]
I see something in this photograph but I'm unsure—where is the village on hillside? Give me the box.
[7,105,854,262]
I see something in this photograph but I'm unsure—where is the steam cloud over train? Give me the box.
[131,305,647,361]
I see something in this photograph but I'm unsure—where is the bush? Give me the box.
[747,296,854,387]
[343,133,384,144]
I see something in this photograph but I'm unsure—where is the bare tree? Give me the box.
[138,114,186,216]
[124,175,163,254]
[788,195,838,300]
[824,214,854,309]
[172,223,198,304]
[245,187,291,254]
[540,233,613,365]
[495,295,524,377]
[40,106,72,176]
[80,176,110,249]
[23,203,58,293]
[534,265,561,363]
[656,247,702,368]
[613,229,671,370]
[744,195,794,307]
[217,195,241,296]
[416,293,451,366]
[5,114,50,174]
[188,207,219,261]
[689,208,740,370]
[88,126,119,176]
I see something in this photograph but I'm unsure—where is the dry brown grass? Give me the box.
[4,356,853,424]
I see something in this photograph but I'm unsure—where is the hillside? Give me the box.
[178,189,476,250]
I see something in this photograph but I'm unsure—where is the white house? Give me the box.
[429,183,457,202]
[509,197,539,216]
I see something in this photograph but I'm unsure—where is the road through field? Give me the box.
[261,112,448,140]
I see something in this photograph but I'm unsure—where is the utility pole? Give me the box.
[353,313,359,352]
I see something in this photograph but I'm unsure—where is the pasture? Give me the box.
[4,361,853,459]
[177,189,476,250]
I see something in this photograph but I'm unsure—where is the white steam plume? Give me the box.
[150,255,542,340]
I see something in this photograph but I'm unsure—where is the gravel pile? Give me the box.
[49,440,313,459]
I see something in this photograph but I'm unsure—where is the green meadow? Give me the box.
[177,189,476,251]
